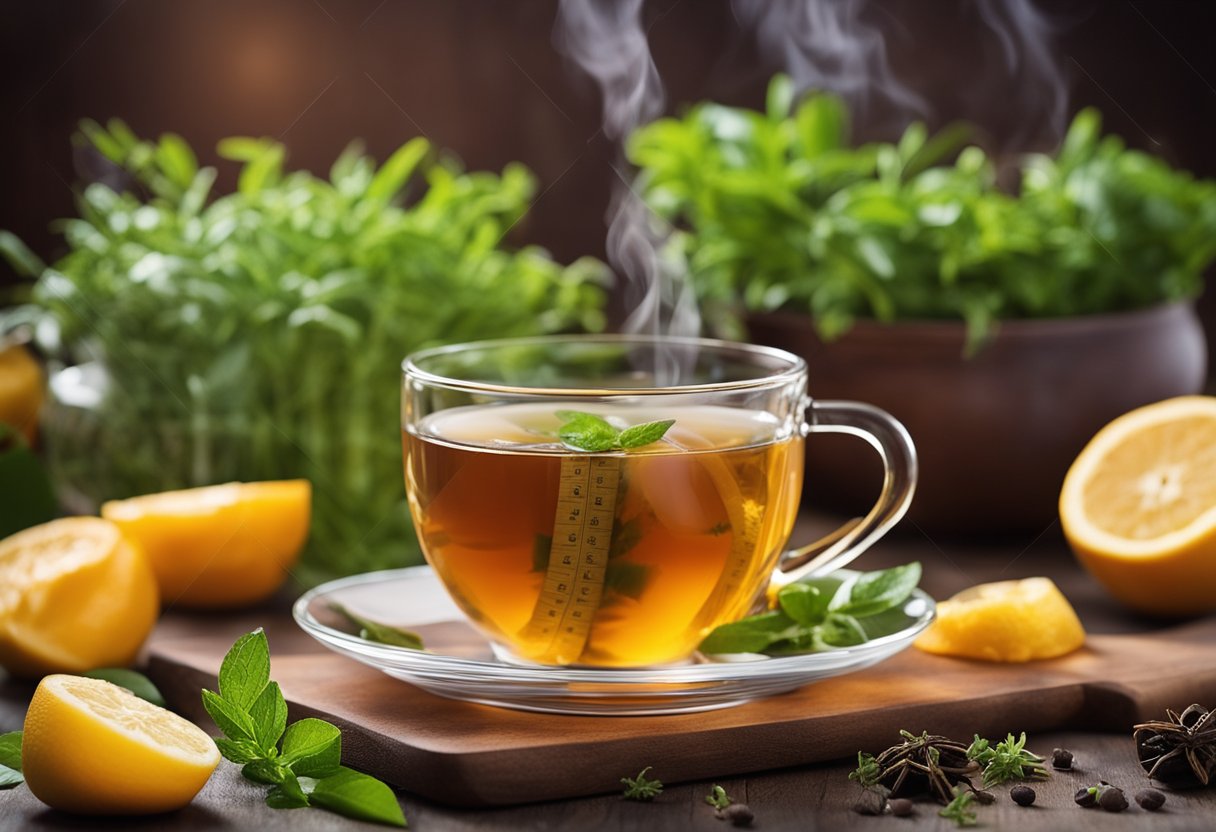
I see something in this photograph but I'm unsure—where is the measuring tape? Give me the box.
[520,456,622,665]
[519,446,770,666]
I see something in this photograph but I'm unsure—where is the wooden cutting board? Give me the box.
[146,613,1216,808]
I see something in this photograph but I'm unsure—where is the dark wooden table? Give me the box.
[3,514,1215,830]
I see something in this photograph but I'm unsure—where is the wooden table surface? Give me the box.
[3,513,1215,831]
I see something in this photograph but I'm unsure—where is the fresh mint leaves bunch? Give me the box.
[202,629,405,827]
[630,75,1216,351]
[699,562,922,655]
[556,411,675,452]
[0,120,607,584]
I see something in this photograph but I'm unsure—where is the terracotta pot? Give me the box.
[748,302,1208,535]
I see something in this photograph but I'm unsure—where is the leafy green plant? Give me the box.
[0,120,607,582]
[620,766,663,801]
[698,562,921,655]
[630,75,1216,351]
[0,731,22,790]
[203,629,405,826]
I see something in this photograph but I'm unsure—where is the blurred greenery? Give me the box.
[0,120,607,583]
[630,75,1216,352]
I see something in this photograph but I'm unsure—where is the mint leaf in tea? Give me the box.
[404,403,803,666]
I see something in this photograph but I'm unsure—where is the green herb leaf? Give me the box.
[249,681,288,752]
[244,759,291,786]
[202,689,257,744]
[698,610,799,655]
[848,752,881,789]
[214,737,262,765]
[281,718,342,778]
[81,668,167,708]
[309,767,407,828]
[816,612,868,647]
[939,785,978,827]
[557,411,621,453]
[705,785,733,810]
[617,419,675,449]
[218,629,271,711]
[974,732,1049,787]
[0,731,22,790]
[265,771,310,809]
[831,562,922,618]
[329,604,424,651]
[699,564,923,656]
[621,766,664,801]
[777,582,830,625]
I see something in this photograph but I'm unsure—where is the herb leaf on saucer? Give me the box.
[699,562,923,656]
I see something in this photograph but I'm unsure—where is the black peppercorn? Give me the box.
[1010,785,1036,806]
[1135,789,1166,812]
[888,797,914,817]
[1098,786,1128,813]
[718,803,754,826]
[1075,787,1097,808]
[1051,747,1074,770]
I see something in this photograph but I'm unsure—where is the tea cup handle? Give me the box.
[774,400,917,583]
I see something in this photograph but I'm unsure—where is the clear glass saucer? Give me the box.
[292,566,935,716]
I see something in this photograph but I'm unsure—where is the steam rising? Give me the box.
[732,0,929,127]
[555,0,701,382]
[554,0,1071,375]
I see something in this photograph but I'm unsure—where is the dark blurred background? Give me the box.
[3,0,1215,356]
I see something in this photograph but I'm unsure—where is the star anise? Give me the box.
[1134,704,1216,789]
[873,731,982,804]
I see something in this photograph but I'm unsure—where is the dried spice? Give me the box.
[1010,785,1036,806]
[869,731,981,804]
[1051,748,1074,770]
[716,803,754,826]
[1134,704,1216,789]
[888,798,914,817]
[1075,787,1098,808]
[1098,786,1129,812]
[1135,789,1166,811]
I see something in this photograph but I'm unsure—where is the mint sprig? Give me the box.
[0,731,23,790]
[698,562,922,656]
[202,629,406,827]
[556,411,675,452]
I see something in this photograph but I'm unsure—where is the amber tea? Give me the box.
[404,403,803,666]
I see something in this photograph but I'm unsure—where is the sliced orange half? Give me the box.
[102,480,310,609]
[0,517,158,676]
[22,674,219,814]
[1060,395,1216,616]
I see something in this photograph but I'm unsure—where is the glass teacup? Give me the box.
[402,335,915,667]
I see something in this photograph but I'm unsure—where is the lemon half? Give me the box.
[1060,395,1216,616]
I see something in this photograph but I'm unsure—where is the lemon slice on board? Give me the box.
[1060,395,1216,616]
[914,577,1085,662]
[22,674,219,814]
[103,480,310,609]
[0,517,158,676]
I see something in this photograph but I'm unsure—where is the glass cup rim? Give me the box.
[401,334,807,397]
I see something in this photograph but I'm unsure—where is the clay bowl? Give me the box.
[748,302,1208,535]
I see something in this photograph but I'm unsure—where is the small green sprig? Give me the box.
[203,629,406,827]
[329,603,424,650]
[699,562,922,656]
[939,786,978,827]
[848,752,882,790]
[705,785,733,810]
[620,767,663,801]
[0,731,23,790]
[968,732,1049,788]
[556,411,674,453]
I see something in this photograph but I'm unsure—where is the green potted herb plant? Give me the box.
[0,121,607,582]
[629,76,1214,532]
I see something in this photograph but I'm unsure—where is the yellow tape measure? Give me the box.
[522,456,622,665]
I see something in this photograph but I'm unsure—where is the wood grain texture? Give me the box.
[144,614,1216,807]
